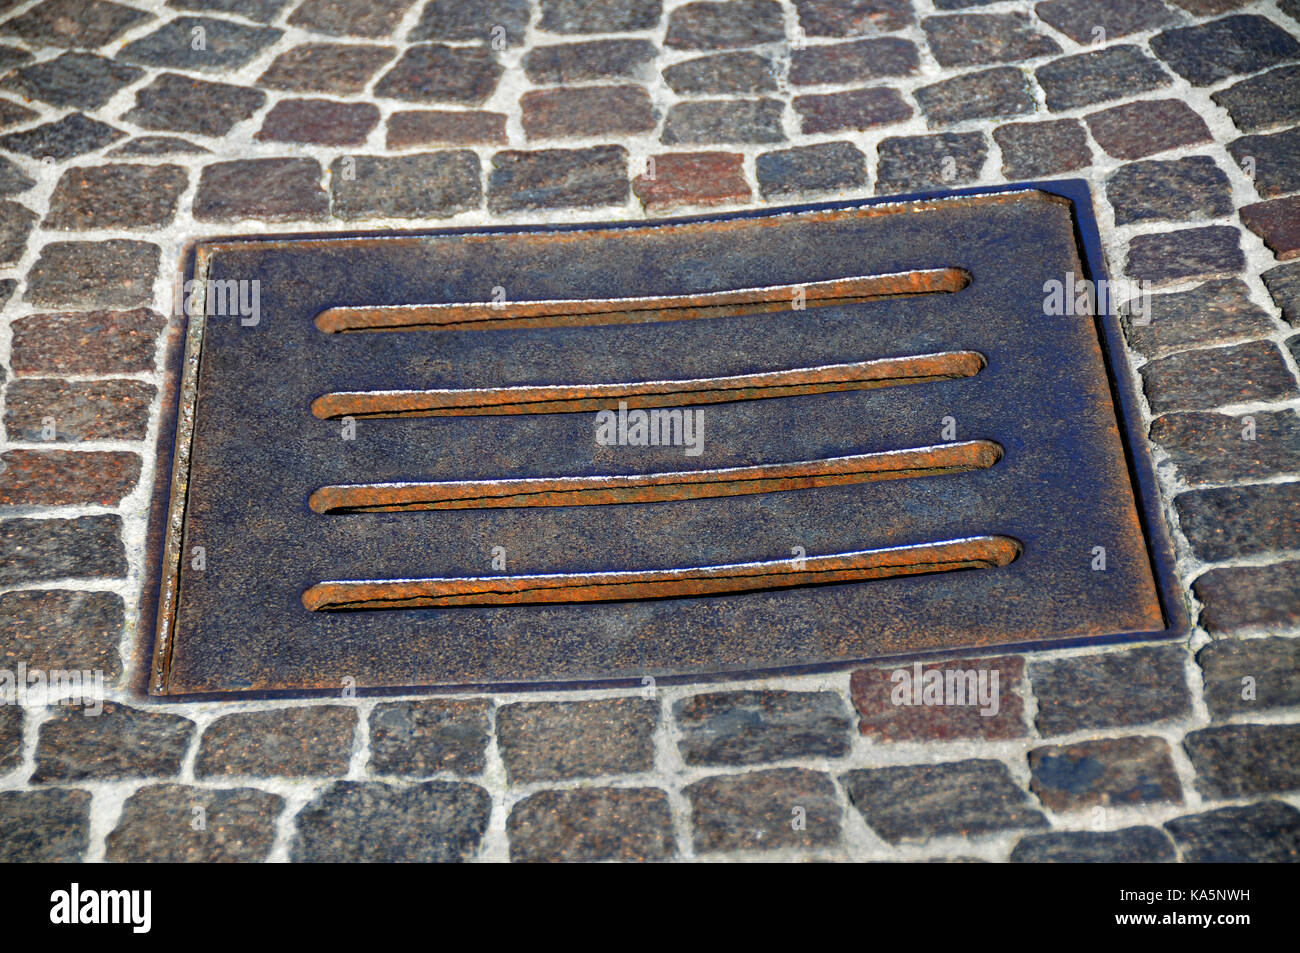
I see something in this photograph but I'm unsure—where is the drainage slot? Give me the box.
[302,535,1022,611]
[312,352,986,419]
[309,440,1002,513]
[314,268,972,334]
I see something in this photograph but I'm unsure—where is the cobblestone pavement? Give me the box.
[0,0,1298,863]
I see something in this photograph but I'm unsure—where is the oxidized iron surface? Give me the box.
[143,182,1186,697]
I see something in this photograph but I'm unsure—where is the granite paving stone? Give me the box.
[1229,127,1300,199]
[992,120,1090,179]
[1159,408,1300,492]
[663,51,776,94]
[124,73,266,137]
[0,451,140,507]
[256,99,381,146]
[368,698,491,776]
[632,151,750,209]
[0,100,38,130]
[192,158,329,222]
[1141,341,1297,414]
[1240,196,1300,261]
[25,241,159,308]
[1028,736,1183,812]
[522,86,657,139]
[0,790,91,862]
[0,46,31,72]
[662,98,785,144]
[685,768,841,853]
[0,0,152,50]
[9,308,163,375]
[375,44,503,105]
[1164,801,1300,862]
[288,0,417,39]
[0,516,126,585]
[1197,636,1300,715]
[1173,480,1300,559]
[1086,100,1211,160]
[1265,262,1300,325]
[1,708,21,775]
[291,780,489,862]
[794,86,912,134]
[408,0,532,47]
[756,141,867,198]
[167,0,290,21]
[538,0,663,33]
[1035,0,1181,44]
[496,697,656,782]
[1184,724,1300,797]
[119,17,283,72]
[0,156,31,196]
[33,703,193,783]
[914,67,1033,127]
[921,14,1060,68]
[1030,646,1191,734]
[527,40,660,85]
[674,690,851,765]
[0,199,33,264]
[1151,15,1300,86]
[790,37,917,85]
[108,136,208,157]
[5,380,154,442]
[259,44,396,95]
[43,164,188,230]
[1211,66,1300,134]
[1,52,142,110]
[386,110,507,148]
[106,785,284,863]
[850,656,1027,742]
[875,132,986,193]
[842,760,1047,843]
[331,152,481,219]
[488,145,628,212]
[665,1,786,50]
[508,788,675,862]
[1126,227,1244,285]
[0,113,125,161]
[196,707,357,778]
[1035,46,1171,112]
[1010,827,1177,863]
[1123,279,1277,358]
[792,0,915,37]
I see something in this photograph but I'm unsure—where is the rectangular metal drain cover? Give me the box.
[144,181,1186,697]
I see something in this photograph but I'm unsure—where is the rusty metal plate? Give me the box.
[142,181,1187,698]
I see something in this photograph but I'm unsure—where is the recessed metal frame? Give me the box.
[140,180,1188,700]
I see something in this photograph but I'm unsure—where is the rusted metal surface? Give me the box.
[144,182,1187,697]
[309,441,1002,513]
[311,352,985,418]
[303,536,1020,611]
[315,268,971,333]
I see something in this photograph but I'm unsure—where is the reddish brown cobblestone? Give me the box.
[850,656,1026,742]
[632,151,750,210]
[5,379,155,442]
[0,450,140,506]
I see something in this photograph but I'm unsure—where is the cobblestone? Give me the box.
[1184,724,1300,798]
[44,164,187,230]
[1140,341,1297,414]
[1150,15,1300,86]
[508,788,675,862]
[875,132,986,193]
[662,98,785,144]
[1174,480,1300,559]
[1010,827,1176,863]
[291,780,489,862]
[195,707,357,778]
[1197,636,1300,714]
[756,141,867,197]
[794,87,912,134]
[1028,736,1183,812]
[1126,226,1244,285]
[1164,801,1300,862]
[850,656,1026,742]
[496,697,656,782]
[1035,46,1171,113]
[1211,65,1300,134]
[1123,279,1275,358]
[368,698,490,777]
[538,0,662,33]
[686,768,840,853]
[842,760,1047,843]
[5,379,154,442]
[1086,100,1211,160]
[1,52,142,110]
[633,151,749,209]
[665,1,785,50]
[790,37,917,86]
[0,516,126,585]
[33,703,193,784]
[0,790,91,863]
[1240,196,1300,261]
[124,73,266,137]
[487,145,627,211]
[1029,647,1191,734]
[521,86,657,139]
[106,785,284,862]
[193,158,329,222]
[1154,411,1300,486]
[674,690,851,765]
[921,14,1060,68]
[527,40,659,85]
[992,120,1090,179]
[1228,127,1300,199]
